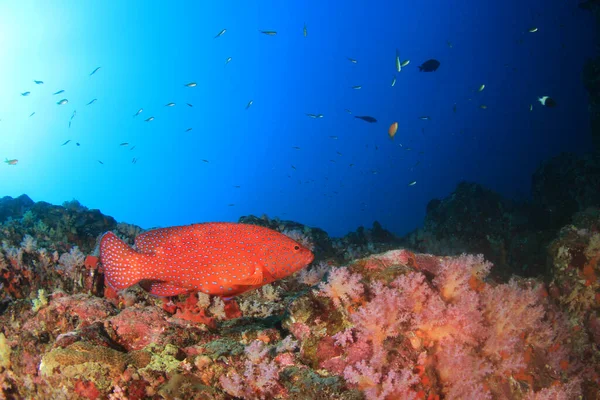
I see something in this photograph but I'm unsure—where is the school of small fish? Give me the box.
[5,21,558,214]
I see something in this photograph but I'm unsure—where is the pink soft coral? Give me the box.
[343,360,420,400]
[350,281,409,366]
[316,267,364,310]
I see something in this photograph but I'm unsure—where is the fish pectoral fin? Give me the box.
[140,280,190,297]
[233,267,263,286]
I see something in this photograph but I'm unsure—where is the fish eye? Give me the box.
[294,245,300,250]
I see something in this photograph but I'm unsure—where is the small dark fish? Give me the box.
[86,98,97,106]
[120,142,129,146]
[185,128,193,132]
[132,158,137,164]
[90,67,101,76]
[355,115,377,123]
[76,143,80,146]
[453,103,457,113]
[130,146,136,151]
[53,90,65,95]
[418,59,440,72]
[292,146,300,150]
[21,92,30,96]
[228,204,235,206]
[202,159,209,163]
[29,112,35,117]
[259,30,277,36]
[33,80,43,84]
[234,185,241,188]
[97,160,104,165]
[187,103,193,107]
[336,152,342,156]
[61,140,71,146]
[538,96,557,108]
[291,165,296,170]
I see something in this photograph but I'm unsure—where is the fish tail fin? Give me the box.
[100,232,146,291]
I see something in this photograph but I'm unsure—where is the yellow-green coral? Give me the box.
[0,332,11,369]
[32,289,49,313]
[139,344,182,374]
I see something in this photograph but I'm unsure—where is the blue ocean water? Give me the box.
[0,0,595,237]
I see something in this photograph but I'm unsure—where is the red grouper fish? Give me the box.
[99,222,314,297]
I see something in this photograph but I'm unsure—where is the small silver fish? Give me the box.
[53,90,65,95]
[214,29,226,38]
[225,57,232,65]
[184,82,197,87]
[165,102,176,107]
[133,108,143,117]
[408,180,417,186]
[90,66,101,76]
[57,99,68,105]
[246,100,253,109]
[145,116,155,122]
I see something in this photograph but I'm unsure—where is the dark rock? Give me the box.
[0,194,34,222]
[532,152,600,229]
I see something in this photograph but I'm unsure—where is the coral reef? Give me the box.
[0,195,597,399]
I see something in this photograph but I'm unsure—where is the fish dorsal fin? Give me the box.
[233,266,263,286]
[135,226,183,254]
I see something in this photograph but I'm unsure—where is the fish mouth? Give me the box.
[305,250,315,265]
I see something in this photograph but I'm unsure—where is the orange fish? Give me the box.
[99,222,314,297]
[388,122,398,139]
